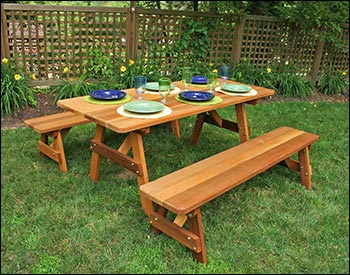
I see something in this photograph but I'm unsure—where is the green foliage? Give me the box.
[274,71,313,97]
[51,57,151,102]
[232,60,314,97]
[317,68,349,95]
[82,45,117,81]
[117,59,142,89]
[274,1,349,49]
[51,74,99,102]
[1,58,37,117]
[231,59,275,89]
[180,19,218,63]
[144,18,220,75]
[271,63,314,97]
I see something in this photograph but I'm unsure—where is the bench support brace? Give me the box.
[89,124,153,215]
[190,104,251,145]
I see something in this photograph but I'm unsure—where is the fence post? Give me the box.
[311,38,324,84]
[1,3,10,59]
[126,1,137,61]
[231,16,245,66]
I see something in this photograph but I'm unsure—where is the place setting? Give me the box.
[187,74,218,92]
[143,82,181,95]
[84,89,132,104]
[175,90,223,106]
[117,100,172,119]
[215,83,258,96]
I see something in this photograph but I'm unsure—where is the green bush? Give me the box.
[1,58,37,117]
[317,68,348,95]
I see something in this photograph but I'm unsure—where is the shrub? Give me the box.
[317,68,348,95]
[1,58,37,117]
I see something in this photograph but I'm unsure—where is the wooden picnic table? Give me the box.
[57,79,275,216]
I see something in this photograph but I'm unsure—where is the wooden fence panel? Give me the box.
[1,4,129,85]
[1,3,348,86]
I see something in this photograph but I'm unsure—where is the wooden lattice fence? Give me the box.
[1,3,348,86]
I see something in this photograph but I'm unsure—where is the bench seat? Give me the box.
[24,111,91,172]
[140,126,319,264]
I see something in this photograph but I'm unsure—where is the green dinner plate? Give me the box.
[123,100,165,114]
[145,82,176,91]
[221,84,252,93]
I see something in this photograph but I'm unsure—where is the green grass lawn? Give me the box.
[1,101,349,274]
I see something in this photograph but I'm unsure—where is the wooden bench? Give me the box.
[139,126,319,264]
[24,112,91,173]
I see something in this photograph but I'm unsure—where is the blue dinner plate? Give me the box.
[192,76,207,84]
[90,90,127,100]
[179,91,215,101]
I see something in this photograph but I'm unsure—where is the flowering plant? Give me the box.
[317,68,348,95]
[118,59,139,89]
[1,58,37,116]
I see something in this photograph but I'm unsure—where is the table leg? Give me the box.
[170,119,181,139]
[129,132,153,216]
[190,113,207,145]
[235,103,250,143]
[90,124,105,182]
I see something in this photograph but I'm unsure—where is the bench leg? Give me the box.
[299,146,312,190]
[187,209,207,264]
[37,128,70,173]
[54,131,68,173]
[149,206,207,264]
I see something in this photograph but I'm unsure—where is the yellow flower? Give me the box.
[14,74,21,81]
[243,57,247,61]
[2,58,9,64]
[63,67,69,73]
[129,59,134,65]
[31,74,36,80]
[209,63,214,67]
[342,71,347,76]
[266,67,272,74]
[120,65,127,72]
[212,69,218,74]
